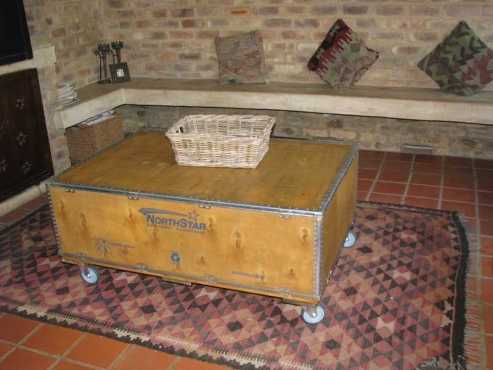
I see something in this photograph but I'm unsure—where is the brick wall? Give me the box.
[117,105,493,159]
[21,0,493,89]
[101,0,493,88]
[24,0,103,88]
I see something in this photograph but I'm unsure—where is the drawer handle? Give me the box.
[170,251,180,264]
[16,97,25,110]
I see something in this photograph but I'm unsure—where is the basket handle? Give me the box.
[175,125,185,134]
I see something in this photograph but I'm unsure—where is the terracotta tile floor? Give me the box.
[0,149,492,369]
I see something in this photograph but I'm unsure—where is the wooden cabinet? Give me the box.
[0,68,53,202]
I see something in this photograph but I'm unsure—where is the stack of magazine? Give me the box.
[77,111,115,127]
[56,82,79,109]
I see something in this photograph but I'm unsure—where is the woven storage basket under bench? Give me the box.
[65,114,124,163]
[48,132,358,324]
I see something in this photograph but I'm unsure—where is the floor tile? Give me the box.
[358,168,378,179]
[411,173,441,186]
[174,357,231,370]
[482,256,493,278]
[484,305,493,334]
[444,156,473,168]
[476,159,493,170]
[373,181,406,195]
[66,333,128,368]
[369,193,402,204]
[482,237,493,256]
[0,348,54,370]
[482,220,493,237]
[480,206,493,221]
[479,192,493,206]
[487,335,493,369]
[359,150,384,160]
[23,324,82,356]
[113,345,176,370]
[0,315,39,343]
[442,188,475,203]
[385,152,413,161]
[0,343,13,358]
[414,154,442,164]
[358,160,381,170]
[357,191,368,201]
[407,184,440,199]
[482,279,493,304]
[404,197,438,209]
[379,170,409,183]
[467,276,480,300]
[357,180,373,192]
[413,161,442,173]
[52,360,93,370]
[441,201,476,218]
[478,172,493,192]
[443,174,475,189]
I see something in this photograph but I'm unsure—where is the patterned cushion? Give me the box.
[307,19,379,88]
[215,31,266,84]
[418,21,493,96]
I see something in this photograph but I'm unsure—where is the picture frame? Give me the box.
[109,62,130,83]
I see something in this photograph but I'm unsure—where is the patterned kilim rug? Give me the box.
[0,203,469,370]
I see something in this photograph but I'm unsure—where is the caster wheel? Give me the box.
[302,305,325,324]
[80,266,99,284]
[344,231,356,248]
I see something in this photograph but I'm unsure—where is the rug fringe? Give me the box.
[457,213,482,370]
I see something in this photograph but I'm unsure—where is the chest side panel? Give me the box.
[50,187,317,302]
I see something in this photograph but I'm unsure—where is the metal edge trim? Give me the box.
[313,216,322,297]
[318,143,358,213]
[62,252,319,303]
[47,181,322,217]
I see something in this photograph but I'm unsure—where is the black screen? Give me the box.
[0,0,33,66]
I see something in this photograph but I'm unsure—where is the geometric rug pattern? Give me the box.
[0,203,468,370]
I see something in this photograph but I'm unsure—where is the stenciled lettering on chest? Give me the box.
[139,208,207,233]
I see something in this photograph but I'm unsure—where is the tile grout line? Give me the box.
[400,154,416,205]
[437,156,445,210]
[46,332,89,370]
[472,158,487,370]
[365,152,386,202]
[108,342,132,370]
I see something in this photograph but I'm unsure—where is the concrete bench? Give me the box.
[58,78,493,129]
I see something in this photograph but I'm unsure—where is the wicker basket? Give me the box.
[166,115,275,168]
[66,114,124,164]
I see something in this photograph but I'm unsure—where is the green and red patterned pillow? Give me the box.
[308,19,379,88]
[418,21,493,96]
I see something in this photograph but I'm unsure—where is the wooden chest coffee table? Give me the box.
[48,132,357,324]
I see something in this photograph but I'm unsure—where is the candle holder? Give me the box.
[94,43,112,84]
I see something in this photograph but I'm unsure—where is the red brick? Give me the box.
[343,5,368,15]
[258,7,278,16]
[171,8,194,17]
[376,5,404,16]
[263,18,292,28]
[152,9,167,17]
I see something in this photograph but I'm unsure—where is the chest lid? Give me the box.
[55,132,355,212]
